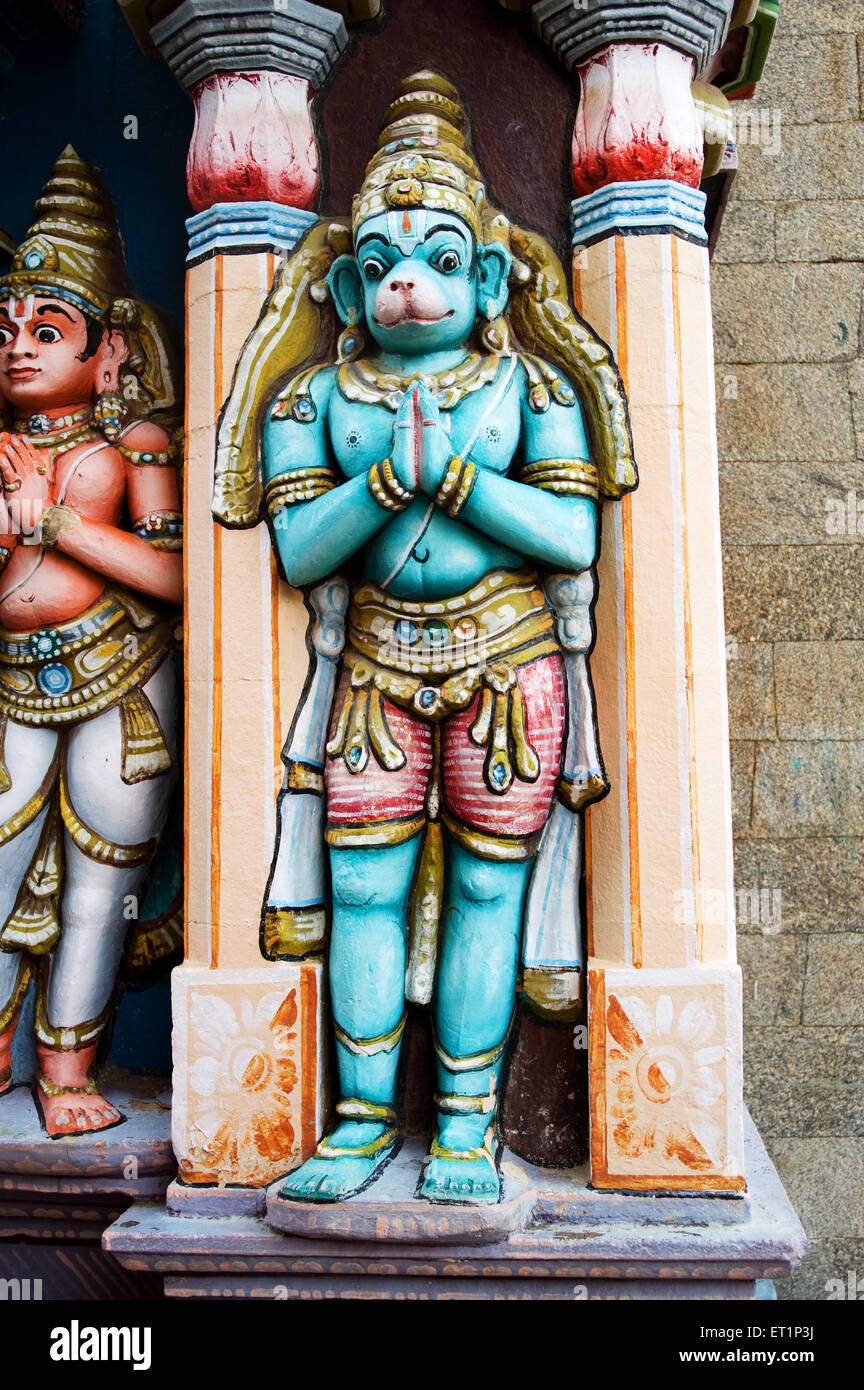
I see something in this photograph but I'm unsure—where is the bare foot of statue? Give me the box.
[420,1116,501,1205]
[279,1120,399,1202]
[34,1043,124,1138]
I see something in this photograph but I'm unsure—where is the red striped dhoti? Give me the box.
[325,653,565,856]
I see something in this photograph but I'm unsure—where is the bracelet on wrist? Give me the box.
[39,503,81,547]
[367,457,414,513]
[434,454,478,518]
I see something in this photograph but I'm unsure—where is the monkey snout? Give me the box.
[373,279,451,327]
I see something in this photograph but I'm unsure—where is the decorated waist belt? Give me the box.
[329,568,558,792]
[0,587,174,788]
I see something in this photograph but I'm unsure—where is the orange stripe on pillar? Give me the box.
[615,238,642,970]
[588,967,607,1172]
[210,255,224,969]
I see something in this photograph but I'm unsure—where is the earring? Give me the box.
[337,323,365,363]
[93,381,127,442]
[481,316,510,356]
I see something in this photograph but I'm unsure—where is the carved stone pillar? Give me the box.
[535,0,746,1192]
[150,0,348,1196]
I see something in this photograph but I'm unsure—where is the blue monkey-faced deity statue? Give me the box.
[215,72,635,1205]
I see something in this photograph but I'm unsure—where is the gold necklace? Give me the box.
[337,351,504,412]
[17,407,96,454]
[16,405,91,436]
[30,425,99,454]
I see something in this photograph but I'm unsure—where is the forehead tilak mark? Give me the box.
[6,295,34,322]
[386,208,428,256]
[358,212,470,262]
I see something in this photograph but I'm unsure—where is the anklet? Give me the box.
[335,1097,397,1123]
[36,1072,99,1098]
[428,1138,495,1163]
[316,1125,398,1160]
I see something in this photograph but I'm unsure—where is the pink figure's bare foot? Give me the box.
[34,1042,124,1138]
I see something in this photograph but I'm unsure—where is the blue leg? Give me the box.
[279,834,421,1202]
[421,838,530,1205]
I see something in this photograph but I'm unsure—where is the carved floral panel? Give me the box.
[172,965,324,1187]
[589,966,745,1191]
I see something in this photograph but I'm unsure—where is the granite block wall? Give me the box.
[713,0,864,1300]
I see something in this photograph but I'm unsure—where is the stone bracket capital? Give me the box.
[533,0,737,76]
[151,0,349,93]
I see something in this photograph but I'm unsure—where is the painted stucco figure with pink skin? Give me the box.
[0,148,182,1137]
[215,73,636,1205]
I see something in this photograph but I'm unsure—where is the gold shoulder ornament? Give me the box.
[213,219,350,527]
[484,206,636,501]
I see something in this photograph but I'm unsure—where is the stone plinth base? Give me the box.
[167,1177,267,1218]
[266,1139,536,1245]
[0,1068,172,1185]
[0,1069,172,1246]
[103,1113,805,1300]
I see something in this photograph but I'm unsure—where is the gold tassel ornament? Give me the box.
[0,808,62,955]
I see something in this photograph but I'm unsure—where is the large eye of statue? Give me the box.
[34,325,62,344]
[362,257,387,282]
[433,249,462,275]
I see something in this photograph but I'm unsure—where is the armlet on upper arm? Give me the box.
[132,510,183,550]
[118,420,177,469]
[517,458,599,500]
[264,467,339,519]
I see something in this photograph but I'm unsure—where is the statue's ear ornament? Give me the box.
[110,297,137,329]
[337,324,365,364]
[480,318,511,356]
[327,223,352,258]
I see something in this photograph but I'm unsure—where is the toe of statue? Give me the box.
[278,1130,399,1203]
[420,1146,501,1205]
